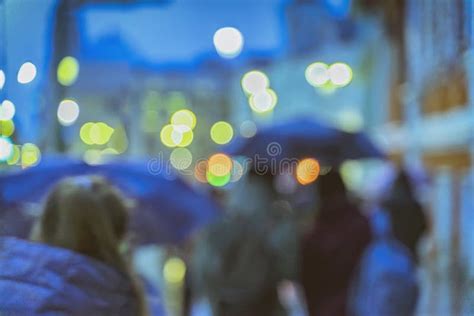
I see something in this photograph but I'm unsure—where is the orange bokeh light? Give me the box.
[296,158,320,185]
[207,153,233,177]
[194,160,208,183]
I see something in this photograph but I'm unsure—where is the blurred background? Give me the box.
[0,0,473,315]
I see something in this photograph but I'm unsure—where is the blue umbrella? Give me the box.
[0,157,220,244]
[224,118,384,167]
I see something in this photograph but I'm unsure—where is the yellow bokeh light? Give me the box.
[174,125,194,147]
[249,88,277,113]
[7,144,20,165]
[80,122,114,145]
[305,62,329,87]
[89,122,114,145]
[208,153,233,177]
[160,124,177,148]
[171,109,197,130]
[163,257,186,284]
[241,70,269,95]
[170,148,193,170]
[107,124,128,153]
[210,121,234,145]
[21,143,41,168]
[0,120,15,137]
[80,122,95,145]
[57,56,80,86]
[296,158,320,185]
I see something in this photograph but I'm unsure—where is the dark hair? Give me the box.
[318,170,347,200]
[34,176,147,315]
[384,170,428,259]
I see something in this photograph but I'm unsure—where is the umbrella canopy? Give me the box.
[224,118,384,168]
[0,157,220,244]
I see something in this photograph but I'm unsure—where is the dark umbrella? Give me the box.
[224,118,384,167]
[0,157,220,244]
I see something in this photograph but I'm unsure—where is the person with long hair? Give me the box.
[0,176,148,315]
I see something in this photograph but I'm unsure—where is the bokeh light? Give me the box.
[171,109,197,130]
[296,158,320,185]
[0,120,15,137]
[170,148,193,170]
[57,56,80,86]
[80,122,94,145]
[328,62,352,87]
[7,145,20,165]
[305,62,329,87]
[160,124,177,148]
[83,149,102,165]
[108,124,129,154]
[230,160,244,182]
[0,137,13,161]
[0,100,16,121]
[90,122,114,145]
[241,70,269,95]
[194,160,208,183]
[210,121,234,145]
[340,160,364,189]
[208,153,233,177]
[240,120,257,138]
[80,122,114,145]
[17,62,37,84]
[174,125,194,147]
[249,88,277,113]
[213,27,244,58]
[21,143,41,168]
[163,257,186,284]
[206,171,231,187]
[0,70,4,89]
[57,99,80,126]
[337,109,364,132]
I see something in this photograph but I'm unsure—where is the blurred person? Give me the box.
[349,169,428,316]
[300,170,372,316]
[192,170,300,316]
[0,176,149,315]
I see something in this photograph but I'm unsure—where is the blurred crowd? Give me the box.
[0,163,428,316]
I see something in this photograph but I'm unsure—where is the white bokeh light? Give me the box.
[249,88,277,113]
[241,70,269,95]
[213,27,244,58]
[0,137,13,161]
[17,62,37,84]
[305,62,329,87]
[0,100,15,121]
[240,120,257,138]
[0,70,5,90]
[57,99,80,126]
[328,62,353,87]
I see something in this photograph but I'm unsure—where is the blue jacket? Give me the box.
[348,211,419,316]
[0,237,139,316]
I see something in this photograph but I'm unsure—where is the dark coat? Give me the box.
[0,237,139,316]
[300,201,372,316]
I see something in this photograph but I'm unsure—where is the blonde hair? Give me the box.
[34,176,147,315]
